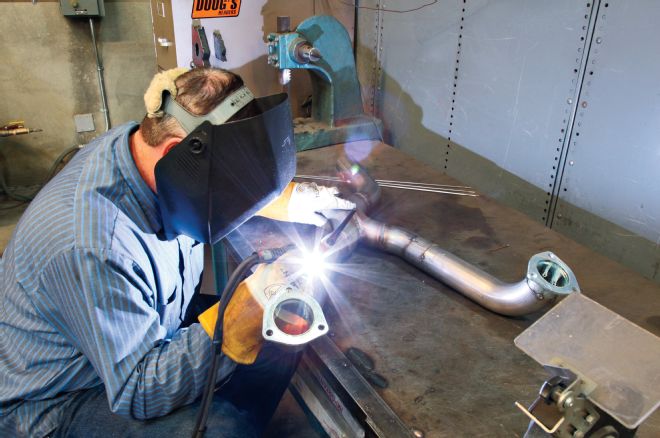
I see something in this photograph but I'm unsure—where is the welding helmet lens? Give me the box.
[155,93,295,243]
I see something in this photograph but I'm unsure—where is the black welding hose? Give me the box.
[193,245,293,438]
[0,145,81,202]
[193,252,260,438]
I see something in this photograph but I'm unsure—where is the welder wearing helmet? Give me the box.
[0,67,354,437]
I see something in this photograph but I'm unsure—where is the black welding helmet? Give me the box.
[155,87,296,243]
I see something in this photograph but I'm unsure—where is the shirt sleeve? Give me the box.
[37,247,235,420]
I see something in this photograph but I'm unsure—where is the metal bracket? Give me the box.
[191,20,211,68]
[213,30,227,62]
[516,371,601,437]
[262,288,328,346]
[526,251,581,299]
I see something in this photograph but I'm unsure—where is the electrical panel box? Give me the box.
[60,0,105,17]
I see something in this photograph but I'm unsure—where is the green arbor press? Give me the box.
[267,15,382,151]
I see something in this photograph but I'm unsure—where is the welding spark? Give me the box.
[297,248,328,279]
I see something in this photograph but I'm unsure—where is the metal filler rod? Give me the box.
[295,174,478,197]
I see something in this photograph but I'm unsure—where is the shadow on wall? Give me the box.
[356,46,660,285]
[356,39,550,221]
[227,51,312,120]
[354,41,446,164]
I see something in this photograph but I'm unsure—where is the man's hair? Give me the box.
[140,68,257,146]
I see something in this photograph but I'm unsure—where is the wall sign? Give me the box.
[191,0,241,19]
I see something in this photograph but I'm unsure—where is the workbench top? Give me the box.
[291,141,660,437]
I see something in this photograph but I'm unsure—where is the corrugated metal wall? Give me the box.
[356,0,660,282]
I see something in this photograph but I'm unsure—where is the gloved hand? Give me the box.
[198,251,311,365]
[256,182,355,227]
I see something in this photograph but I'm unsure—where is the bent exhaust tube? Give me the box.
[358,216,579,316]
[338,159,580,316]
[337,157,381,212]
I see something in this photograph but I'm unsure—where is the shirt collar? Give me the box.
[115,122,163,233]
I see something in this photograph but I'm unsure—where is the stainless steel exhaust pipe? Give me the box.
[336,157,381,212]
[335,158,579,316]
[358,216,580,316]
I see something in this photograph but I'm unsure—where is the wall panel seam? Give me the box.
[546,0,602,227]
[445,0,467,172]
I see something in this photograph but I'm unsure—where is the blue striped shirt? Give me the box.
[0,123,232,437]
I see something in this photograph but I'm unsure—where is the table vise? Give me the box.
[267,15,382,151]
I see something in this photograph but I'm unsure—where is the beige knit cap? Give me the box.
[143,67,189,118]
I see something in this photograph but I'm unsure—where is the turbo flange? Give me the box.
[262,287,328,346]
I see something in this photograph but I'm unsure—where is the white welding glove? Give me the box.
[256,182,356,227]
[287,182,356,227]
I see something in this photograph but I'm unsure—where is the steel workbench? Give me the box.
[230,141,660,437]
